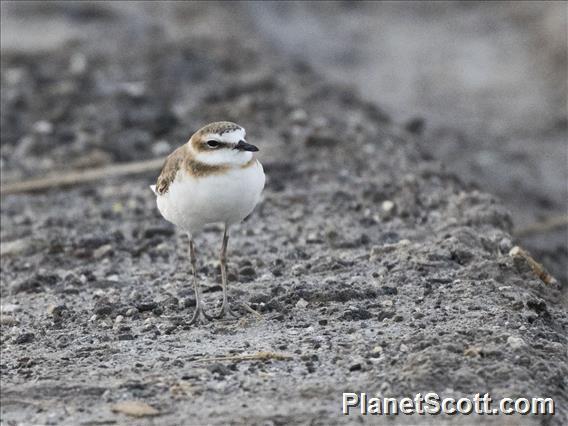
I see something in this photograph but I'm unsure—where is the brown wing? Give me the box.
[155,146,185,195]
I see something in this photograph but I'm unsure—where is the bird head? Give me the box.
[189,121,258,166]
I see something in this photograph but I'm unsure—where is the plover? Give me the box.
[150,122,265,325]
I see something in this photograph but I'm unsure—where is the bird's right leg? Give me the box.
[216,226,239,319]
[188,238,211,325]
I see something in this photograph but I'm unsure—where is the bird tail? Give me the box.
[150,185,157,195]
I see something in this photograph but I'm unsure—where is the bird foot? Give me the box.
[216,303,240,320]
[189,306,212,326]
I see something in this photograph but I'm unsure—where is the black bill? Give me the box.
[234,140,259,152]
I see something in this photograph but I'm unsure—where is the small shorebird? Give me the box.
[151,122,265,325]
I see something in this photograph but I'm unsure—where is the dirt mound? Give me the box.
[1,3,566,425]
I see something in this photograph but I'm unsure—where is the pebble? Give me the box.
[296,298,309,308]
[159,296,179,310]
[369,244,398,260]
[99,320,112,328]
[0,238,35,257]
[143,226,175,239]
[111,202,124,214]
[0,315,19,326]
[341,308,372,321]
[137,302,158,312]
[404,117,425,134]
[381,200,396,219]
[69,53,87,74]
[118,334,135,341]
[378,311,395,321]
[526,298,548,314]
[94,302,114,317]
[306,232,322,244]
[381,286,398,295]
[325,229,339,242]
[507,336,526,350]
[349,362,362,372]
[239,266,256,277]
[4,67,24,85]
[14,332,35,344]
[110,401,159,418]
[32,120,53,134]
[47,304,67,317]
[444,343,464,354]
[463,346,482,357]
[499,237,513,253]
[305,131,339,147]
[289,209,304,221]
[291,264,306,276]
[101,390,112,402]
[289,108,308,124]
[125,308,138,317]
[12,274,57,294]
[363,243,384,258]
[372,345,383,353]
[208,363,232,377]
[545,342,564,352]
[119,82,146,98]
[1,304,20,314]
[93,244,113,259]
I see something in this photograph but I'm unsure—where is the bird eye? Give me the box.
[206,140,219,148]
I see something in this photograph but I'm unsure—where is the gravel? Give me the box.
[1,2,566,425]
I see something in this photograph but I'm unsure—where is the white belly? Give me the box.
[156,161,265,235]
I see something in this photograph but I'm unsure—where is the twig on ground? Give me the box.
[509,246,558,285]
[191,351,292,363]
[0,159,164,195]
[241,302,263,319]
[0,398,45,407]
[514,215,568,237]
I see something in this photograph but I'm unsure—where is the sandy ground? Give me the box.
[1,2,567,425]
[248,1,568,285]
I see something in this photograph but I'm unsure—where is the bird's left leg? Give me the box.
[188,237,211,325]
[216,225,239,319]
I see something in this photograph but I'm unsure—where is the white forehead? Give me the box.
[205,128,246,144]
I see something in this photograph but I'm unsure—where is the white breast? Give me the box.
[155,161,265,236]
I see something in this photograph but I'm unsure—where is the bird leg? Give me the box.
[188,238,211,325]
[217,226,239,319]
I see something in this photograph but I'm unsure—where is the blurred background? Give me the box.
[249,1,568,284]
[2,0,566,283]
